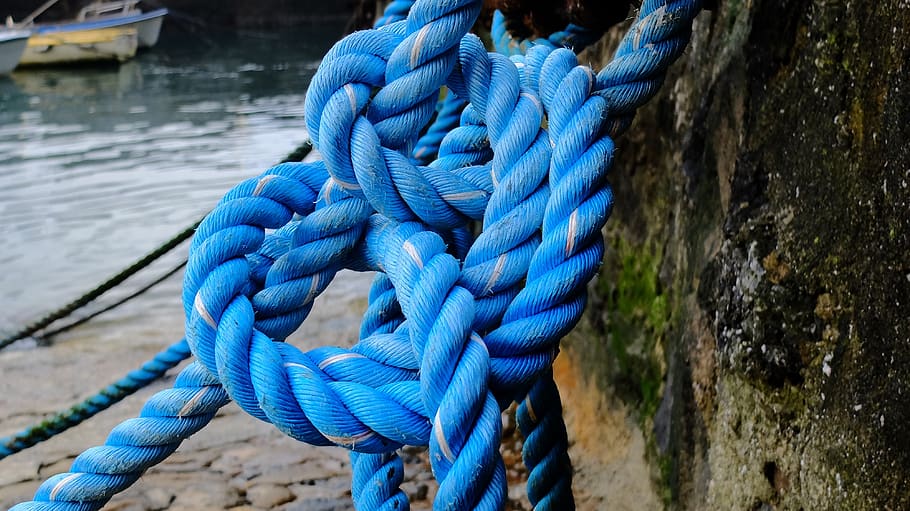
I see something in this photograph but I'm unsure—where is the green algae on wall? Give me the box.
[596,238,669,422]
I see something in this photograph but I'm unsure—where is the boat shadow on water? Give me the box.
[8,57,142,95]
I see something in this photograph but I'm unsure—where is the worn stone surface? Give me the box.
[558,0,910,509]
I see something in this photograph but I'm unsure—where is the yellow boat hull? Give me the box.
[19,27,138,66]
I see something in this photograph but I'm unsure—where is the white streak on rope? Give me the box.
[470,333,489,354]
[333,176,361,192]
[402,241,423,269]
[635,6,667,51]
[441,190,486,202]
[194,294,217,329]
[178,387,210,417]
[253,174,279,196]
[344,83,358,116]
[318,352,365,370]
[566,209,579,256]
[584,67,595,94]
[520,91,543,116]
[524,394,538,424]
[324,430,376,448]
[433,410,455,462]
[50,473,80,500]
[411,25,431,69]
[304,273,322,306]
[483,254,508,295]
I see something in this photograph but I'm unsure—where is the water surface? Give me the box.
[0,24,348,342]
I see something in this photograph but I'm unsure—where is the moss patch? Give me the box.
[596,238,669,422]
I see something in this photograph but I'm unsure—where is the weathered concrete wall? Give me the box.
[555,0,910,509]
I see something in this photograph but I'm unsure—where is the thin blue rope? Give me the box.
[351,451,409,510]
[517,369,574,509]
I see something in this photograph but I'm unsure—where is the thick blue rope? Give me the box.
[11,1,702,509]
[334,20,556,506]
[372,0,469,167]
[351,1,479,497]
[345,1,703,504]
[10,362,228,511]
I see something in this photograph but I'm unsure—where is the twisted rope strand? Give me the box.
[351,451,410,510]
[307,2,492,230]
[10,362,229,511]
[358,216,507,509]
[411,91,468,165]
[517,369,574,510]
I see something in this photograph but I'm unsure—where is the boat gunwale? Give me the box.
[28,26,138,46]
[0,30,33,43]
[32,8,167,35]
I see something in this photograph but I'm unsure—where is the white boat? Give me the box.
[19,26,138,66]
[48,1,167,48]
[14,0,167,50]
[0,29,30,74]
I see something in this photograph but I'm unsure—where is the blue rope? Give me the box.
[517,369,574,509]
[348,20,484,486]
[9,362,229,511]
[491,9,605,57]
[375,0,415,27]
[373,0,473,203]
[11,0,703,509]
[411,91,467,165]
[351,451,409,510]
[0,338,190,460]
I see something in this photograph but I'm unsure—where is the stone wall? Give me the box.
[556,1,910,509]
